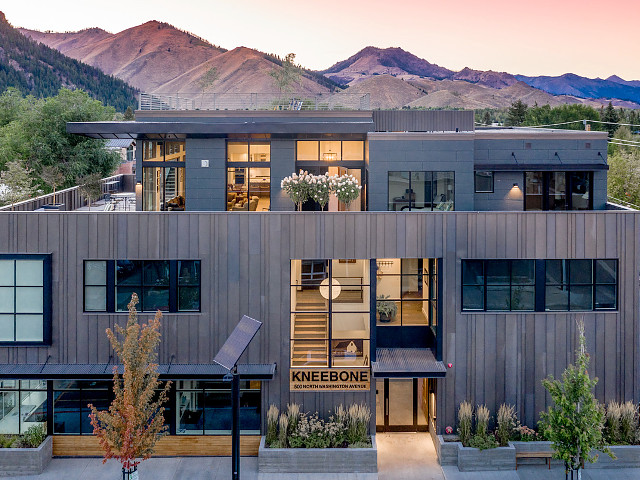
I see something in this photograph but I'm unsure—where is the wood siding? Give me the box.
[0,211,637,434]
[52,435,261,457]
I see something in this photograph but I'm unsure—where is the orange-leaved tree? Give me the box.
[89,293,171,477]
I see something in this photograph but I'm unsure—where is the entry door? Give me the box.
[376,378,429,432]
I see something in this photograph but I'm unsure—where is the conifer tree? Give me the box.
[89,294,171,478]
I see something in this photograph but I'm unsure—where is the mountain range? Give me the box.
[12,15,640,110]
[0,12,137,111]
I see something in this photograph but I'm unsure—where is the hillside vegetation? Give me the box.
[0,12,137,111]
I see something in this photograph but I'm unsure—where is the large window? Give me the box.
[296,140,364,161]
[524,171,593,210]
[176,380,260,435]
[388,171,454,211]
[462,259,617,312]
[84,260,201,313]
[0,255,51,344]
[0,380,47,435]
[227,141,270,211]
[53,381,111,434]
[290,260,370,367]
[545,259,617,311]
[142,140,186,211]
[375,259,438,327]
[462,260,535,312]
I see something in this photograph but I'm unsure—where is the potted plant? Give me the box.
[376,295,397,322]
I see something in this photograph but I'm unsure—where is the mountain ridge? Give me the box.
[14,16,640,110]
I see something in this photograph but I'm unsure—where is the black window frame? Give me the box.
[0,254,52,346]
[226,139,271,212]
[523,171,594,211]
[388,171,455,211]
[462,259,617,313]
[83,260,201,313]
[474,171,494,193]
[141,139,186,212]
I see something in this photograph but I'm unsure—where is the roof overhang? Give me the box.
[475,163,608,171]
[67,120,374,139]
[372,348,446,378]
[0,363,276,380]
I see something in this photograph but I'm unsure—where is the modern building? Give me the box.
[0,97,636,457]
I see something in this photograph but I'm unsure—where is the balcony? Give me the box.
[138,92,371,111]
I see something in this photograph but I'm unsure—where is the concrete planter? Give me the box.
[0,435,52,476]
[435,435,459,466]
[585,445,640,469]
[457,443,516,471]
[509,440,554,454]
[258,435,377,473]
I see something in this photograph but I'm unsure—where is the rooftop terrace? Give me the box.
[139,92,372,111]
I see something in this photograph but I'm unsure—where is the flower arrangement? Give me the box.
[281,171,361,210]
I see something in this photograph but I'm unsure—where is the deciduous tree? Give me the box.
[89,294,171,479]
[269,53,301,93]
[541,320,612,479]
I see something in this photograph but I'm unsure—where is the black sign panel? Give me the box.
[213,315,262,370]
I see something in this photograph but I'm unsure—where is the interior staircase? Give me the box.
[291,289,329,367]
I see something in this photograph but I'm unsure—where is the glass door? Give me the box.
[376,378,429,432]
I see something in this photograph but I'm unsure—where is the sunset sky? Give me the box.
[3,0,638,80]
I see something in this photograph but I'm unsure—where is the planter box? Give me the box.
[0,435,52,476]
[258,435,377,473]
[435,435,460,466]
[457,443,516,471]
[585,445,640,469]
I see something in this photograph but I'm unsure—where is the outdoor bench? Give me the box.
[515,451,552,469]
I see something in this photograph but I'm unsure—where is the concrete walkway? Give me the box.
[377,432,444,480]
[442,465,640,480]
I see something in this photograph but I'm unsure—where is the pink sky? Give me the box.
[3,0,638,80]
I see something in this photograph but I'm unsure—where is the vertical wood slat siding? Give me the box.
[0,211,636,433]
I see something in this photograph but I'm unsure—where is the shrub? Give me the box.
[21,424,46,448]
[496,404,516,447]
[516,425,540,442]
[605,401,621,444]
[0,435,17,448]
[469,433,498,450]
[619,401,638,445]
[266,404,279,447]
[475,404,490,438]
[458,401,473,446]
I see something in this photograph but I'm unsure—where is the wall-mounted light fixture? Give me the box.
[554,152,563,164]
[511,152,518,164]
[512,183,519,189]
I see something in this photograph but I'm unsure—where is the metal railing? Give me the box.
[139,92,371,111]
[0,174,135,212]
[606,196,640,211]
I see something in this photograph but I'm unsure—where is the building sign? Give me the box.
[290,368,370,391]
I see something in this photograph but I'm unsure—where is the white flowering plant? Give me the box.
[281,171,362,211]
[331,173,361,208]
[280,170,314,210]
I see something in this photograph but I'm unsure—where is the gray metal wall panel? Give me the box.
[373,111,474,132]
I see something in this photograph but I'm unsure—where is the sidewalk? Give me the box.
[442,465,640,480]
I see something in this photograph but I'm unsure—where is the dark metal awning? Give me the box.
[0,363,276,380]
[372,348,446,378]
